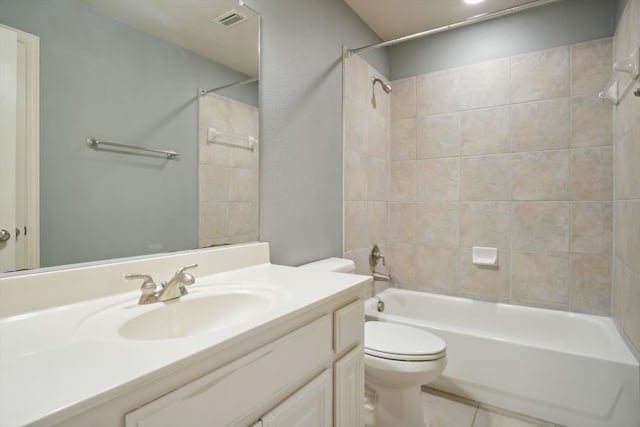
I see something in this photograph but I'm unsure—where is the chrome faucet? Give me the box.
[369,244,386,268]
[369,244,391,282]
[125,264,198,304]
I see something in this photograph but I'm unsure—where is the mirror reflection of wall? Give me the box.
[0,0,259,273]
[198,93,259,247]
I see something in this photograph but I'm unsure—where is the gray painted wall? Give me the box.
[0,0,256,267]
[389,0,618,80]
[617,0,630,22]
[245,0,388,266]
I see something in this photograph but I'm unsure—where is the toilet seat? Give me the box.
[364,321,446,361]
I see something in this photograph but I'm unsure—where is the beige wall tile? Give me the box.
[459,248,510,299]
[391,118,416,160]
[460,106,510,155]
[344,96,368,153]
[512,202,569,252]
[344,149,368,201]
[571,38,613,97]
[199,165,228,202]
[367,113,389,160]
[388,202,417,243]
[227,144,259,169]
[200,136,232,166]
[417,158,460,201]
[199,202,229,240]
[345,201,369,251]
[343,247,372,277]
[511,46,569,103]
[416,69,461,116]
[570,96,613,147]
[511,98,569,152]
[388,243,418,288]
[460,202,511,249]
[367,157,388,201]
[415,245,459,293]
[368,201,388,246]
[512,252,569,305]
[228,168,258,202]
[391,76,417,119]
[570,202,612,254]
[460,155,511,201]
[416,202,459,247]
[571,147,613,200]
[390,161,417,201]
[417,113,460,158]
[615,123,640,200]
[615,201,640,274]
[228,202,258,237]
[459,58,510,110]
[512,150,569,200]
[614,79,640,142]
[570,254,611,315]
[343,54,369,102]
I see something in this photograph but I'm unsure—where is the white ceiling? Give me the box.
[344,0,540,41]
[77,0,259,77]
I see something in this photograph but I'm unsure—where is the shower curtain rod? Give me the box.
[200,77,258,97]
[345,0,564,57]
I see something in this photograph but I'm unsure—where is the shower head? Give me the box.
[372,77,392,94]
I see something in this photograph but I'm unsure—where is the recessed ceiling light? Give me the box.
[464,0,485,4]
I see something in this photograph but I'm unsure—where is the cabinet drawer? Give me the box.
[125,315,332,427]
[334,299,364,355]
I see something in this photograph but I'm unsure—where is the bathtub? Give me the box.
[365,288,640,427]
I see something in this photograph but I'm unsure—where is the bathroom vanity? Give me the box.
[0,243,370,427]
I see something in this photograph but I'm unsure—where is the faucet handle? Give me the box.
[175,263,198,275]
[369,244,386,267]
[124,273,157,291]
[125,274,159,304]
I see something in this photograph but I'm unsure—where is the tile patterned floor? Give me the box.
[422,388,564,427]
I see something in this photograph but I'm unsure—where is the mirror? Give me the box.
[0,0,260,273]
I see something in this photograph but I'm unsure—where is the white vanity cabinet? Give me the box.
[124,298,365,427]
[260,369,332,427]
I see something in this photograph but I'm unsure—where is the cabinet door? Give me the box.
[261,369,332,427]
[334,345,364,427]
[125,316,332,427]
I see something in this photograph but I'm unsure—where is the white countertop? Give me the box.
[0,263,369,427]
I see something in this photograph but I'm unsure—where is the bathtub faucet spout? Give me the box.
[372,271,390,282]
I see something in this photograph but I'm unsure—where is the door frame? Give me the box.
[1,24,40,269]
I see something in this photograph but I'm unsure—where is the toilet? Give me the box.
[299,257,447,427]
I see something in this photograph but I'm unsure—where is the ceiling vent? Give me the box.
[214,9,247,28]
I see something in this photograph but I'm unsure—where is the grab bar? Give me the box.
[86,138,180,160]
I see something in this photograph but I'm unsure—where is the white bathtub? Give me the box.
[365,288,640,427]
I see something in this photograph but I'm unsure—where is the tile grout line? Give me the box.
[469,402,480,427]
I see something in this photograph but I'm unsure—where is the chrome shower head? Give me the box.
[372,77,392,94]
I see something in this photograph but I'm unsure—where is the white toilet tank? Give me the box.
[298,257,356,273]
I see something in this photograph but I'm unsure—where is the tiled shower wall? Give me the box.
[387,39,614,314]
[612,0,640,353]
[343,54,391,286]
[198,94,259,247]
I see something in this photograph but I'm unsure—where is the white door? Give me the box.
[0,26,18,272]
[261,369,332,427]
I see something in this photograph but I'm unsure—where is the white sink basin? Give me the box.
[79,283,287,341]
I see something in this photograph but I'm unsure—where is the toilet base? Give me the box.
[367,383,426,427]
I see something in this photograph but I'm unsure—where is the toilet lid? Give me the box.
[364,321,446,361]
